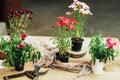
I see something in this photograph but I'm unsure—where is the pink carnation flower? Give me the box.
[106,37,117,49]
[17,44,23,49]
[66,11,72,15]
[21,33,27,39]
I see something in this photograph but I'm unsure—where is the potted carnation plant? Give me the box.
[0,34,40,71]
[0,9,40,71]
[89,34,118,74]
[53,16,77,62]
[66,0,92,51]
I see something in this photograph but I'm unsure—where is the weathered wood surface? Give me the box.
[0,36,120,80]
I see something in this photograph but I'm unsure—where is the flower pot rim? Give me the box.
[56,52,70,57]
[71,37,84,42]
[56,52,70,62]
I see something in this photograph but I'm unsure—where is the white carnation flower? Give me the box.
[68,4,78,10]
[81,2,90,9]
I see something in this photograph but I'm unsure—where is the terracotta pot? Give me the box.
[92,59,104,74]
[71,38,84,52]
[56,52,69,62]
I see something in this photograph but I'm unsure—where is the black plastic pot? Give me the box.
[15,57,25,71]
[56,52,69,62]
[71,38,84,52]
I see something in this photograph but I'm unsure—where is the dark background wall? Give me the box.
[0,0,120,38]
[0,0,21,26]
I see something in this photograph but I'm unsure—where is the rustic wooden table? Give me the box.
[0,36,120,80]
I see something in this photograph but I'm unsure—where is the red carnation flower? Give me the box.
[106,37,111,43]
[112,42,117,46]
[62,17,70,26]
[21,33,27,39]
[17,44,23,49]
[107,43,113,49]
[56,21,64,27]
[71,18,77,24]
[106,37,117,49]
[70,24,75,30]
